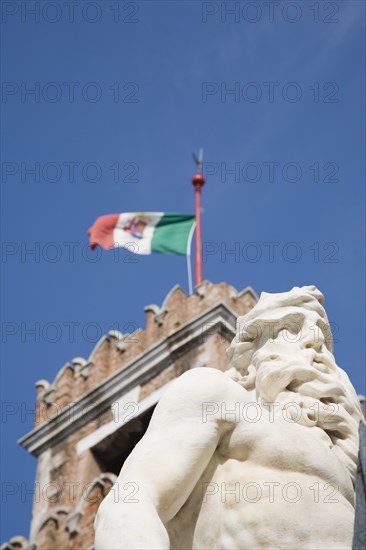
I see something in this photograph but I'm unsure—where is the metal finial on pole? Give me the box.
[192,149,205,287]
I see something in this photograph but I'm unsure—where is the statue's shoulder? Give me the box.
[158,367,247,411]
[178,366,231,385]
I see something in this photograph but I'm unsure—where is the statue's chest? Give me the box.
[218,413,333,473]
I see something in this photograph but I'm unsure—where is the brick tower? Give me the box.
[2,281,257,550]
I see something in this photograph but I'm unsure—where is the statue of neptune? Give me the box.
[95,286,364,550]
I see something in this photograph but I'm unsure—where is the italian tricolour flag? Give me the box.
[88,212,196,255]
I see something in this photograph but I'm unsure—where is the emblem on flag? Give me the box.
[122,214,150,239]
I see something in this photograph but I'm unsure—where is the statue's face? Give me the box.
[251,311,333,384]
[242,310,342,409]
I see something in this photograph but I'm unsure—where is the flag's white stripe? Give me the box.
[113,212,164,255]
[186,220,196,256]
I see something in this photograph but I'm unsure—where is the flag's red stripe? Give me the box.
[87,214,119,249]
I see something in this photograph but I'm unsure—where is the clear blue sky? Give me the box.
[1,0,365,542]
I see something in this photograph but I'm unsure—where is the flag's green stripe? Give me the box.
[151,214,195,255]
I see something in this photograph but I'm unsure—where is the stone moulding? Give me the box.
[18,301,238,457]
[64,512,82,537]
[0,536,31,550]
[144,303,167,317]
[72,357,93,380]
[65,473,117,536]
[232,285,258,301]
[107,330,129,352]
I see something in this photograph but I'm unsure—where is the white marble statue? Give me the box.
[94,286,364,550]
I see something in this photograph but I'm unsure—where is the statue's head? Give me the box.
[226,285,364,482]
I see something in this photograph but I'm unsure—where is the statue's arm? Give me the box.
[94,367,239,550]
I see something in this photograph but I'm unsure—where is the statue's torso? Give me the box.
[167,410,355,550]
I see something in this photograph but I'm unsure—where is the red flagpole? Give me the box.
[192,170,205,287]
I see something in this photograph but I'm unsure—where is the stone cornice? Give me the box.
[19,302,238,456]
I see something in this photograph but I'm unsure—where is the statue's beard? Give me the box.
[230,354,363,486]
